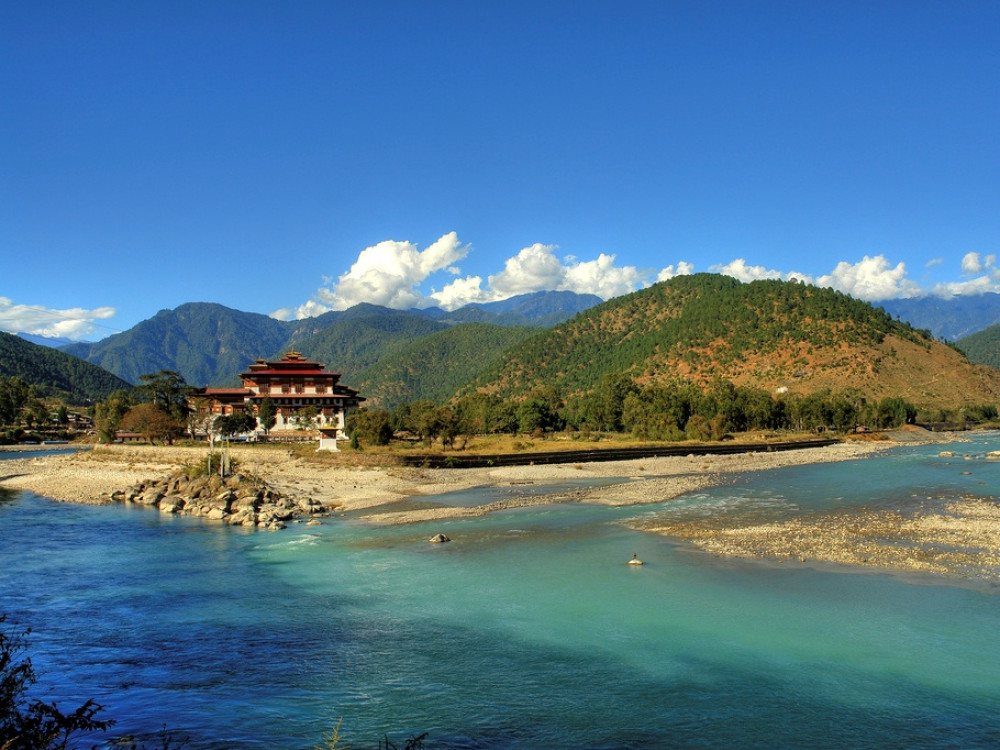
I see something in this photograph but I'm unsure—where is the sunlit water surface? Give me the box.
[1,436,999,748]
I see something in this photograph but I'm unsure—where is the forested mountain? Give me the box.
[354,323,540,408]
[879,293,1000,341]
[0,332,131,402]
[469,274,1000,409]
[957,324,1000,369]
[291,306,450,377]
[58,292,598,389]
[63,303,291,387]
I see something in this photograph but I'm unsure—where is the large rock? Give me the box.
[159,495,186,514]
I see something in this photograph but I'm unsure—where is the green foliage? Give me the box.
[346,408,394,446]
[957,323,1000,369]
[0,613,114,749]
[0,376,32,427]
[120,403,185,444]
[93,389,135,443]
[473,274,936,399]
[0,332,129,403]
[137,370,192,422]
[213,412,257,437]
[257,397,277,435]
[352,322,538,408]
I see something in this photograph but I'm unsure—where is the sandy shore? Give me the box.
[638,497,1000,583]
[0,439,888,523]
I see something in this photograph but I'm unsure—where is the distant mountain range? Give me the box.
[879,293,1000,341]
[4,284,999,410]
[58,291,599,406]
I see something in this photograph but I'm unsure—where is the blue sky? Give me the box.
[3,1,999,340]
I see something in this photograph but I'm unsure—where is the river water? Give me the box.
[1,436,999,748]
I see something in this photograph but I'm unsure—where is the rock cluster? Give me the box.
[111,472,327,530]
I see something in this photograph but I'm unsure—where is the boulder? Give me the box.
[429,533,451,543]
[159,495,186,514]
[137,488,164,506]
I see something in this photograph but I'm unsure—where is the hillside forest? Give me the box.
[4,276,1000,447]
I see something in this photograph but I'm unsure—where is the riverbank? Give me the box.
[1,437,892,523]
[8,432,998,583]
[634,434,1000,584]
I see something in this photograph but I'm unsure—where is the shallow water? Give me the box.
[2,435,999,748]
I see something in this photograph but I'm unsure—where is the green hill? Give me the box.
[291,305,449,376]
[60,292,599,390]
[0,331,131,402]
[957,324,1000,369]
[470,274,1000,409]
[354,322,540,408]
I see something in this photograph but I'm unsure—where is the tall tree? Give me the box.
[0,377,31,427]
[119,403,184,445]
[137,371,192,422]
[257,397,277,437]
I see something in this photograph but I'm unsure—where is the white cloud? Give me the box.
[0,297,116,340]
[484,245,649,300]
[962,252,982,274]
[961,251,997,275]
[278,236,654,319]
[931,275,1000,298]
[283,232,470,318]
[276,232,1000,322]
[710,259,812,285]
[429,275,491,309]
[815,255,922,301]
[487,244,568,297]
[657,262,695,282]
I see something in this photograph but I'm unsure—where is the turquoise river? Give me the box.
[1,435,999,748]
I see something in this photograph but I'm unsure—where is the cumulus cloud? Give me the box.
[961,251,997,275]
[274,231,1000,321]
[815,255,922,301]
[931,253,1000,297]
[278,232,470,318]
[488,245,647,300]
[710,259,812,285]
[276,235,655,319]
[0,297,116,340]
[657,262,695,282]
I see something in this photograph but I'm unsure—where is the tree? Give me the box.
[213,412,257,477]
[346,409,393,447]
[214,412,257,438]
[22,397,48,430]
[295,405,319,430]
[137,371,192,422]
[119,403,184,445]
[257,397,277,437]
[93,390,134,444]
[0,377,31,427]
[0,613,113,749]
